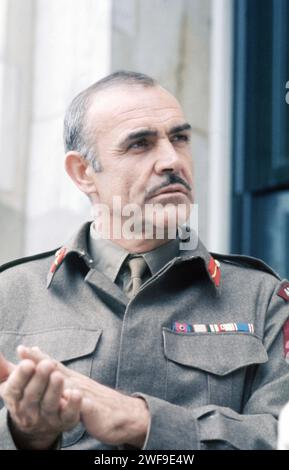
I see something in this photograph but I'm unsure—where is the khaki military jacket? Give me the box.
[1,222,289,450]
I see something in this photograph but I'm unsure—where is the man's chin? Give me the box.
[146,203,190,222]
[147,192,191,204]
[141,209,190,240]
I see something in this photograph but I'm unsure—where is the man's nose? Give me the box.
[153,140,183,174]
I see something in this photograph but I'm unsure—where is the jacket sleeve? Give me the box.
[134,281,289,450]
[0,407,18,449]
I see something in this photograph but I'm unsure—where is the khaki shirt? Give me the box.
[89,221,180,291]
[1,221,289,450]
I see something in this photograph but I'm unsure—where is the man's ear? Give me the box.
[65,151,98,196]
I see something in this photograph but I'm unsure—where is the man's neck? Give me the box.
[92,218,179,253]
[107,236,173,254]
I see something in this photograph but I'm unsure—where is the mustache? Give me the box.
[145,173,192,199]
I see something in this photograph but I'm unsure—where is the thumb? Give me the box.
[0,353,15,383]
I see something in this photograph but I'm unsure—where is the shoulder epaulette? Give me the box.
[210,252,280,280]
[0,248,59,273]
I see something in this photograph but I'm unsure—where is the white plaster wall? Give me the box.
[25,0,112,254]
[0,0,8,188]
[0,0,34,263]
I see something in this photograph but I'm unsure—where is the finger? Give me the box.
[17,345,49,364]
[16,360,56,431]
[80,397,99,437]
[2,360,35,410]
[81,397,95,416]
[59,396,69,409]
[12,370,64,435]
[60,388,72,409]
[18,346,69,378]
[80,397,98,423]
[60,389,82,429]
[21,359,56,408]
[40,370,64,417]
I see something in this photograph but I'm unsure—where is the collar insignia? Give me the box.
[46,247,67,288]
[277,282,289,302]
[208,256,221,287]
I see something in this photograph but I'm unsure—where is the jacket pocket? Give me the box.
[0,327,102,365]
[163,328,267,375]
[162,328,268,408]
[0,327,102,447]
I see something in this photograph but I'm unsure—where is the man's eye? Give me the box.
[129,139,149,150]
[171,134,190,143]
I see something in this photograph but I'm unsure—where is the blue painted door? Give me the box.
[232,0,289,278]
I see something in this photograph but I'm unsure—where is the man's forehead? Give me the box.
[87,85,185,133]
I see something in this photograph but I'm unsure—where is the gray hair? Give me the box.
[63,70,156,172]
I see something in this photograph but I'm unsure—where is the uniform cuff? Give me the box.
[132,393,200,450]
[0,407,18,449]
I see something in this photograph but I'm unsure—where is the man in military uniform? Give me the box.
[0,71,289,450]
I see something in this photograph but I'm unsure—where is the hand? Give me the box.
[19,345,150,448]
[0,355,82,449]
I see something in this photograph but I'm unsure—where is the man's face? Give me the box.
[86,84,194,235]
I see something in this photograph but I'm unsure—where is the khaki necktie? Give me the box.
[125,256,148,298]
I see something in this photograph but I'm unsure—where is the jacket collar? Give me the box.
[46,222,221,291]
[46,221,93,288]
[177,234,221,290]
